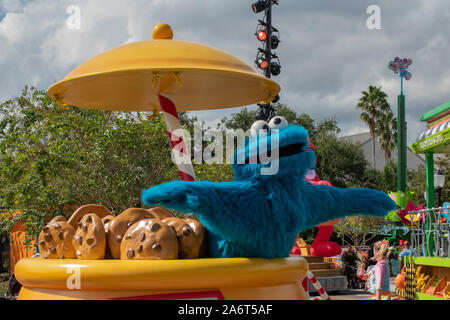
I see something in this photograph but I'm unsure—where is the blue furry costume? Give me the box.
[142,124,396,259]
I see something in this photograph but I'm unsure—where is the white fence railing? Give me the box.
[407,206,449,258]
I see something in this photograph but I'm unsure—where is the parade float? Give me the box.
[397,101,450,300]
[13,23,396,300]
[14,23,311,300]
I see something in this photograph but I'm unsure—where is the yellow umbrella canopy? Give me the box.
[48,23,281,112]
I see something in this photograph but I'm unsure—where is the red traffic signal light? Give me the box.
[256,29,267,41]
[256,57,269,70]
[252,0,267,13]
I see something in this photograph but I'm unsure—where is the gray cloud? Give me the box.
[1,0,450,145]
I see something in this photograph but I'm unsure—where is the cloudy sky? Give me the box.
[1,0,450,144]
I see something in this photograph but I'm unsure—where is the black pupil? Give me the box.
[274,118,281,125]
[262,124,269,130]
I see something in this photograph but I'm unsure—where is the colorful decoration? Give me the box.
[158,94,196,182]
[37,205,206,261]
[388,191,415,209]
[386,191,426,228]
[395,273,405,290]
[397,201,425,227]
[307,271,331,300]
[415,266,431,293]
[38,216,77,259]
[388,57,412,80]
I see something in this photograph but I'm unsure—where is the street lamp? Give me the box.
[388,57,413,192]
[435,170,445,207]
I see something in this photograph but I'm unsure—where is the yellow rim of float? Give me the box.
[15,256,308,291]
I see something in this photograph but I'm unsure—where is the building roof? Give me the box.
[340,132,426,171]
[420,101,450,122]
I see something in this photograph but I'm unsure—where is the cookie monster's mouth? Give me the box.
[244,142,307,164]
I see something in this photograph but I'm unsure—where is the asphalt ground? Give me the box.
[312,278,397,300]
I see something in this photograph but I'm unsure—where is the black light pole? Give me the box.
[252,0,280,121]
[264,1,272,79]
[435,170,445,207]
[437,187,442,208]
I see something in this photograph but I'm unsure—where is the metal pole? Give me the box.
[401,76,404,95]
[264,0,272,79]
[425,153,435,256]
[397,94,406,192]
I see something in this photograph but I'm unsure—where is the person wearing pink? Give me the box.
[366,240,391,300]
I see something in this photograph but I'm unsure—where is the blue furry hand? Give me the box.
[347,188,397,215]
[142,181,200,213]
[316,186,397,216]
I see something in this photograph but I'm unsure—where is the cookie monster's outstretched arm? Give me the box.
[298,182,396,230]
[141,180,256,240]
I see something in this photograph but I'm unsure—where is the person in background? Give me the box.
[356,256,370,290]
[399,240,412,271]
[366,240,391,300]
[389,251,400,277]
[341,245,360,288]
[0,232,9,273]
[387,246,395,276]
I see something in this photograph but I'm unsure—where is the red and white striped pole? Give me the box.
[307,271,331,300]
[157,94,196,182]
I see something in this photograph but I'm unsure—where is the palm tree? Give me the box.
[357,86,391,168]
[377,111,397,161]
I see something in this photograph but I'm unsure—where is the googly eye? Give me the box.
[269,116,288,130]
[250,120,270,136]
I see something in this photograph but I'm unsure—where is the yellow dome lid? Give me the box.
[48,23,280,112]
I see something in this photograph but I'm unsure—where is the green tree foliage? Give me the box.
[359,160,398,193]
[218,103,321,138]
[334,216,389,247]
[357,86,392,168]
[0,87,236,238]
[218,107,256,132]
[0,87,181,236]
[435,154,450,205]
[376,111,397,161]
[314,132,367,188]
[408,155,450,207]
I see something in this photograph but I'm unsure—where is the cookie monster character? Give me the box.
[142,117,396,259]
